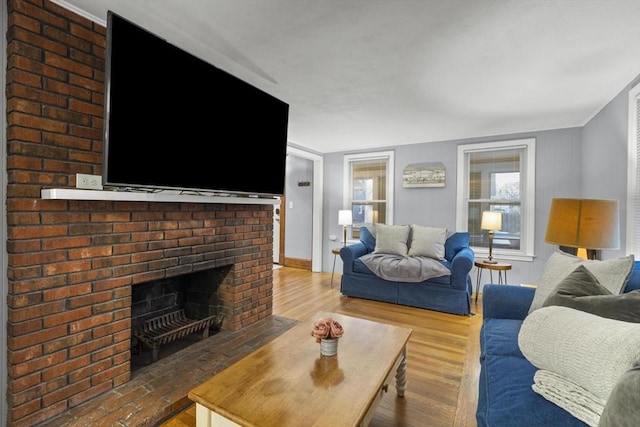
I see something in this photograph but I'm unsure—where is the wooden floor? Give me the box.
[161,267,483,427]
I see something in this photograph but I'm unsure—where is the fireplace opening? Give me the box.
[130,266,230,371]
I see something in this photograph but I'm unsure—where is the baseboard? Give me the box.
[283,257,311,270]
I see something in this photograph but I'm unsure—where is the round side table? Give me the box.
[474,260,512,302]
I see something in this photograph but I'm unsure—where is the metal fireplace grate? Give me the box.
[134,309,223,362]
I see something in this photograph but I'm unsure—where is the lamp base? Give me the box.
[342,226,348,247]
[559,246,600,260]
[483,259,498,264]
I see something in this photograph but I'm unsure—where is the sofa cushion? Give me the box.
[359,226,377,252]
[542,265,640,323]
[623,260,640,292]
[518,305,640,423]
[598,366,640,427]
[477,355,588,427]
[480,318,524,358]
[353,257,374,275]
[444,232,469,261]
[373,224,410,256]
[528,250,634,313]
[408,225,447,259]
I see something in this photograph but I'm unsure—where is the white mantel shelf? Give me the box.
[41,188,279,205]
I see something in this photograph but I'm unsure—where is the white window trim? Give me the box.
[626,82,640,255]
[343,150,395,227]
[456,138,536,262]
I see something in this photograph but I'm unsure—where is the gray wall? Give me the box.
[284,154,314,260]
[582,73,640,259]
[320,71,640,287]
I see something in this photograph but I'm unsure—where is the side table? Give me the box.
[331,247,341,288]
[474,260,512,302]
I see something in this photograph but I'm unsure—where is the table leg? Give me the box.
[475,268,483,302]
[331,254,337,288]
[395,345,408,397]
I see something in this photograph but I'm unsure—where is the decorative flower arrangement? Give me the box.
[311,317,344,343]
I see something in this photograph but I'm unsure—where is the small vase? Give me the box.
[320,338,338,356]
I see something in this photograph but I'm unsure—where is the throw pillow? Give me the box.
[373,224,410,256]
[408,225,447,259]
[598,366,640,427]
[518,305,640,403]
[542,265,640,323]
[528,250,634,313]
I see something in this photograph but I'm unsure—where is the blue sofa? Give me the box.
[477,261,640,426]
[339,230,474,315]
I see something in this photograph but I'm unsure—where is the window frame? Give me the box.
[456,138,536,262]
[626,82,640,255]
[343,150,395,240]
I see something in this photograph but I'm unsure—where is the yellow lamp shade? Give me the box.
[544,198,619,250]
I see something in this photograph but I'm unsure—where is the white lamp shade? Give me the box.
[338,210,353,226]
[481,211,502,231]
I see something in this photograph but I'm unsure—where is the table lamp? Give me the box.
[338,210,353,246]
[544,198,619,260]
[481,211,502,264]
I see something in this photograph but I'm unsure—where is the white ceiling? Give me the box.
[55,0,640,154]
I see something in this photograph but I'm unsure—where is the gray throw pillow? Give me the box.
[542,265,640,323]
[528,250,634,313]
[373,224,410,256]
[598,366,640,427]
[408,225,447,259]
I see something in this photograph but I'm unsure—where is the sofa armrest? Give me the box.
[339,242,368,276]
[449,247,474,290]
[482,284,535,320]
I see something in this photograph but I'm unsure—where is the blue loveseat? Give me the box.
[477,260,640,427]
[339,227,474,315]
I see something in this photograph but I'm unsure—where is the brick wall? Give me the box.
[5,1,274,425]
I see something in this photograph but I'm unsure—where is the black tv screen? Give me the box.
[103,11,289,197]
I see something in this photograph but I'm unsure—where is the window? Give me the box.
[626,82,640,255]
[457,139,535,261]
[343,151,394,240]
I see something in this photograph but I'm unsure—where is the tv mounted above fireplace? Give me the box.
[102,11,289,198]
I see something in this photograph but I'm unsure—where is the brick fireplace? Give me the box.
[5,1,275,425]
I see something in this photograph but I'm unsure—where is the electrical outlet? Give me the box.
[76,173,103,190]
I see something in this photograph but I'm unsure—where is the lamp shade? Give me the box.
[481,211,502,231]
[338,210,353,226]
[544,198,620,250]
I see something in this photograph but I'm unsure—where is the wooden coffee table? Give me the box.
[188,311,412,426]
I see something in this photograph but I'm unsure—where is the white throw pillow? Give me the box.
[373,224,410,256]
[528,250,634,313]
[408,225,447,260]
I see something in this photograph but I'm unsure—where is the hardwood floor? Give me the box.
[161,267,483,427]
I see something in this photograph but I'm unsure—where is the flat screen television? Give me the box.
[103,11,289,197]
